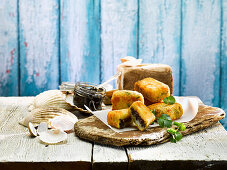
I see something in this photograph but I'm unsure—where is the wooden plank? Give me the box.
[60,0,101,84]
[220,0,227,129]
[181,0,221,106]
[19,0,59,96]
[0,97,92,169]
[126,123,227,170]
[138,0,181,95]
[92,144,128,170]
[100,0,138,87]
[0,0,18,96]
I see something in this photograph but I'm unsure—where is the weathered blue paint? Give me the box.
[220,0,227,129]
[0,0,18,96]
[19,0,59,96]
[100,0,138,87]
[138,0,181,96]
[0,0,226,129]
[181,0,221,107]
[60,0,101,85]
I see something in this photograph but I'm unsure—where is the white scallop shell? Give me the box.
[28,122,37,137]
[49,115,78,133]
[28,90,90,114]
[37,122,48,135]
[19,107,77,127]
[39,129,67,144]
[31,90,75,111]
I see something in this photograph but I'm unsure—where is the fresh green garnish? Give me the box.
[167,128,183,143]
[173,121,186,131]
[163,96,176,105]
[152,110,156,115]
[157,114,172,128]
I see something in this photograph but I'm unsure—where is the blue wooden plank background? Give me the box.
[0,0,226,129]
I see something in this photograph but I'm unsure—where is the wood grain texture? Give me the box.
[74,103,225,146]
[138,0,181,95]
[100,0,138,86]
[92,144,128,170]
[19,0,59,96]
[181,0,221,106]
[0,97,92,169]
[60,0,101,84]
[0,0,18,96]
[220,0,227,129]
[126,123,227,170]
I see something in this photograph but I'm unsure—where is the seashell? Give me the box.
[30,90,90,114]
[28,122,37,137]
[49,115,78,133]
[37,122,48,135]
[19,107,78,127]
[39,129,67,144]
[31,90,76,111]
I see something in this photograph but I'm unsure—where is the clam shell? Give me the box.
[37,122,48,135]
[39,129,67,144]
[28,122,37,137]
[19,107,77,127]
[49,115,78,133]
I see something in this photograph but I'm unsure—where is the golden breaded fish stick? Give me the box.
[107,109,132,129]
[129,101,155,131]
[147,103,183,120]
[134,77,170,104]
[111,90,144,110]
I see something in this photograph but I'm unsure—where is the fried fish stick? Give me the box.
[111,90,144,110]
[107,109,132,129]
[129,101,155,131]
[147,103,183,120]
[134,78,170,104]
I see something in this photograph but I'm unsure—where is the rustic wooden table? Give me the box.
[0,97,227,170]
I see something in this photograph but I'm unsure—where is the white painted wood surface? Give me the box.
[101,0,138,86]
[0,97,92,165]
[181,0,221,106]
[139,0,181,95]
[0,97,227,169]
[127,123,227,162]
[0,0,18,96]
[93,144,128,169]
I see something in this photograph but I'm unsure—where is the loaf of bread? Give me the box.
[129,101,155,131]
[117,64,173,94]
[107,109,132,129]
[111,90,144,110]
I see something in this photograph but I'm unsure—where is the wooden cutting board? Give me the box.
[74,103,225,146]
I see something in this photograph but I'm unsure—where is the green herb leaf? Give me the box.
[157,114,172,128]
[164,119,173,128]
[152,110,156,115]
[163,96,176,105]
[167,128,183,143]
[173,122,186,131]
[175,131,182,141]
[160,114,171,120]
[157,118,165,128]
[170,137,177,143]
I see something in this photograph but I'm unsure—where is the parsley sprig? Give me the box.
[155,113,186,143]
[163,96,176,105]
[157,114,172,128]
